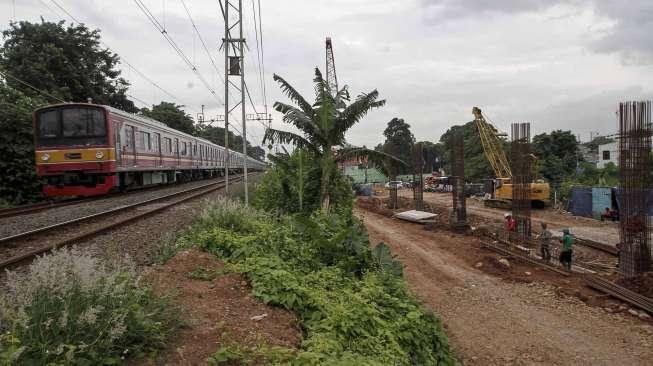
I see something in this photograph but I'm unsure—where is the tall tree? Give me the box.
[141,102,196,135]
[416,141,444,174]
[197,124,260,158]
[532,130,579,185]
[440,121,496,181]
[264,68,404,212]
[0,82,46,204]
[380,118,415,176]
[0,20,136,112]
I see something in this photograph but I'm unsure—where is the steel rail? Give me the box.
[481,241,571,276]
[0,177,235,245]
[0,198,103,219]
[0,176,246,269]
[0,180,203,219]
[585,276,653,314]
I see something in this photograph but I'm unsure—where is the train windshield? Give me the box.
[37,107,107,147]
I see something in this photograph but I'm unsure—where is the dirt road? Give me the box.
[356,208,653,366]
[402,191,620,246]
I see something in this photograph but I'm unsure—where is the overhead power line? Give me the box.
[249,0,264,106]
[257,0,268,112]
[132,0,224,105]
[48,0,191,111]
[0,69,66,103]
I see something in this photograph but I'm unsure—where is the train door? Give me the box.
[114,126,122,166]
[174,138,180,165]
[155,133,162,166]
[124,125,136,166]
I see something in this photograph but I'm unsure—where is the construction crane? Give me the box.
[472,107,550,208]
[325,37,338,95]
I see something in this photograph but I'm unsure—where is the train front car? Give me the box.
[34,103,116,197]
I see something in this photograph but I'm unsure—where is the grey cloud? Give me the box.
[419,0,563,21]
[589,0,653,65]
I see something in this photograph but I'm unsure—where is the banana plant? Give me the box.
[264,68,405,212]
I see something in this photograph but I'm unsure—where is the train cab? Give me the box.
[34,103,117,197]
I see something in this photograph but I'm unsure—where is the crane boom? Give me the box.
[472,107,512,178]
[325,37,338,95]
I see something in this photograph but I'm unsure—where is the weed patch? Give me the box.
[187,266,225,281]
[0,248,180,365]
[188,198,455,365]
[206,333,295,365]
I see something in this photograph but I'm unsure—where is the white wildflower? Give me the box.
[79,306,102,325]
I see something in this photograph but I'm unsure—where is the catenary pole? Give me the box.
[239,0,248,204]
[223,0,230,195]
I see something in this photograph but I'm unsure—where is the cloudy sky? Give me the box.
[2,0,652,148]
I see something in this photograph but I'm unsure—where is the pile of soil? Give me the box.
[617,272,653,299]
[138,249,301,365]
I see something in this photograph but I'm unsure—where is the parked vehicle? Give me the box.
[385,180,404,189]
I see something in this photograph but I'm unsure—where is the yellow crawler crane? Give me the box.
[472,107,550,208]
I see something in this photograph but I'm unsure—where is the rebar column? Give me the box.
[511,122,532,241]
[413,142,424,210]
[388,174,398,209]
[451,133,468,231]
[618,101,652,277]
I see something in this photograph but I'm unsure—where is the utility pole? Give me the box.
[221,0,247,203]
[239,0,248,205]
[222,1,230,195]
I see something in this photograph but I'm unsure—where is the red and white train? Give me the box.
[33,102,266,197]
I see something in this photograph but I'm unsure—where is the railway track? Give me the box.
[0,179,208,219]
[0,175,246,270]
[0,199,86,219]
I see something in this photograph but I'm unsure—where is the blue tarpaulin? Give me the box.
[612,188,653,216]
[568,187,592,217]
[592,187,613,218]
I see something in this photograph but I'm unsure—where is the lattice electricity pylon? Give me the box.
[325,37,338,96]
[618,100,653,277]
[510,122,532,241]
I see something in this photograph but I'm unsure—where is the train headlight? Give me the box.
[95,151,104,159]
[41,153,50,161]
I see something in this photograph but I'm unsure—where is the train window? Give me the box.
[125,126,134,147]
[174,138,179,154]
[181,142,187,156]
[138,132,151,150]
[194,144,197,156]
[62,108,105,137]
[164,137,172,153]
[38,110,59,138]
[153,133,160,152]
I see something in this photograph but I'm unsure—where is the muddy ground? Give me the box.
[136,249,301,365]
[400,190,620,246]
[356,197,653,366]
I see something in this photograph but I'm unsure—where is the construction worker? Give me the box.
[537,222,552,262]
[504,213,516,242]
[559,228,574,271]
[504,213,516,231]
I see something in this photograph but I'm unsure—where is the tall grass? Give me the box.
[0,248,180,365]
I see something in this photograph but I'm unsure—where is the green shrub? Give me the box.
[0,83,46,204]
[253,150,354,215]
[0,248,180,365]
[190,200,455,365]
